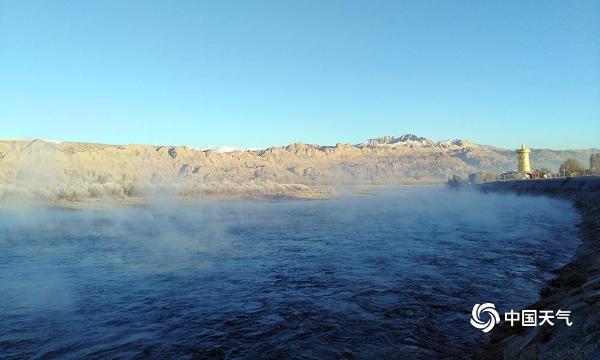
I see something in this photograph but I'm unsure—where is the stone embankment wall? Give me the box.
[478,177,600,194]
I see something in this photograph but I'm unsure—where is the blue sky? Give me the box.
[1,1,599,149]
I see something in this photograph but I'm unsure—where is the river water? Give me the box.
[0,187,581,359]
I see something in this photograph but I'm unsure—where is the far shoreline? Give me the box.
[0,183,449,209]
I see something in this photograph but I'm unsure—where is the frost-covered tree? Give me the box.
[590,154,600,175]
[559,158,585,177]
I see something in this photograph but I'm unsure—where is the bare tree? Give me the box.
[559,158,585,177]
[590,154,600,175]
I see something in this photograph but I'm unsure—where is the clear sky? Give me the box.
[1,1,599,149]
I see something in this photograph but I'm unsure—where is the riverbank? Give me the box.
[0,181,335,207]
[475,177,600,359]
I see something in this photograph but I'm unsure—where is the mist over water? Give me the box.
[0,188,581,358]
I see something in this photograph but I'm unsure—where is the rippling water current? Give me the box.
[0,188,581,359]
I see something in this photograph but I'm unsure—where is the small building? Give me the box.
[527,169,549,179]
[500,170,526,181]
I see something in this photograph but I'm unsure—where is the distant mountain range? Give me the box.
[0,135,597,201]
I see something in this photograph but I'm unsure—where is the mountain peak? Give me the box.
[359,134,489,150]
[361,134,433,147]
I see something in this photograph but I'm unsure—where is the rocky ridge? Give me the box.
[0,135,596,202]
